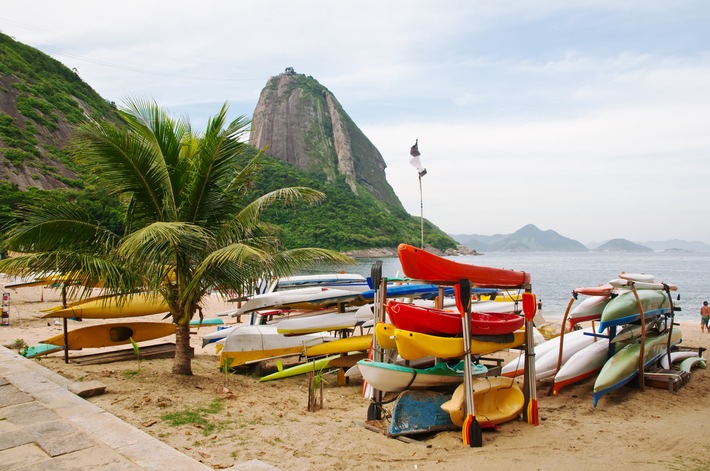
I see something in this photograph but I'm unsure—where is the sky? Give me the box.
[2,1,710,245]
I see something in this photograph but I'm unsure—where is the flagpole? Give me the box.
[409,139,427,249]
[419,174,424,248]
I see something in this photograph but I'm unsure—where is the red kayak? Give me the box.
[398,244,530,288]
[386,300,525,336]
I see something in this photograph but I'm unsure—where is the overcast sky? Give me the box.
[2,1,710,244]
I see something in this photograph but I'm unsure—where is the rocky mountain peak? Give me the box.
[249,69,403,209]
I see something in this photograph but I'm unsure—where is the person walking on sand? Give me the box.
[701,301,710,333]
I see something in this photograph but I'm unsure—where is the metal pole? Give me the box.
[419,174,424,248]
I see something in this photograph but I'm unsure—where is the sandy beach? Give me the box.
[1,281,709,471]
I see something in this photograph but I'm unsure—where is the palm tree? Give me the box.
[0,98,352,375]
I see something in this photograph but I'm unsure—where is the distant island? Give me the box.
[450,224,710,253]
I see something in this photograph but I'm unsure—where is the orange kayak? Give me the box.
[397,244,530,288]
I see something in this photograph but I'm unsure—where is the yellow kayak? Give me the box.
[42,293,169,319]
[393,328,525,360]
[305,335,371,357]
[374,322,397,349]
[42,322,176,349]
[441,376,524,427]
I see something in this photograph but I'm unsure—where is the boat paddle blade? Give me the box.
[522,292,537,322]
[456,280,471,317]
[462,414,483,447]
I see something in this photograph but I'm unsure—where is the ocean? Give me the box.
[323,251,710,324]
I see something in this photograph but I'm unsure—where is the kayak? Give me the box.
[304,335,371,357]
[42,292,169,319]
[386,300,524,336]
[356,359,487,393]
[501,328,593,377]
[259,355,341,382]
[440,376,525,428]
[393,328,526,361]
[397,244,530,288]
[42,322,176,349]
[598,290,671,331]
[219,324,334,368]
[593,328,682,406]
[552,339,621,395]
[568,295,612,326]
[374,322,397,349]
[276,308,370,335]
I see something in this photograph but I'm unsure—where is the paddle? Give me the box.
[522,292,539,426]
[367,261,383,421]
[457,279,482,447]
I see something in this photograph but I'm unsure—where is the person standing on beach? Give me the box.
[701,301,710,333]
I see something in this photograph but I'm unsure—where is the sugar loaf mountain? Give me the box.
[2,34,707,254]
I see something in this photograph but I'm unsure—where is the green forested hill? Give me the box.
[0,33,456,253]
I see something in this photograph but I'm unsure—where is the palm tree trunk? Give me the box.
[172,323,193,375]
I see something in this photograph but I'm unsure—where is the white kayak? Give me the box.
[568,295,612,326]
[552,339,616,395]
[233,287,366,316]
[357,359,487,393]
[218,324,335,368]
[501,328,593,378]
[276,305,372,335]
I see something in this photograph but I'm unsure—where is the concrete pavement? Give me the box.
[0,346,278,470]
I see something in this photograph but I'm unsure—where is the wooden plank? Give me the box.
[69,343,190,365]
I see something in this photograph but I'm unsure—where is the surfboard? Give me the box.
[41,322,176,349]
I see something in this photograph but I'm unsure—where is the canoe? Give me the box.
[440,377,525,428]
[219,325,334,368]
[304,335,372,357]
[393,328,526,361]
[42,293,169,319]
[501,328,593,377]
[598,289,671,331]
[568,295,611,326]
[397,244,530,288]
[356,359,487,393]
[41,322,176,349]
[552,339,620,395]
[593,328,682,406]
[386,300,524,336]
[679,357,706,372]
[259,355,341,382]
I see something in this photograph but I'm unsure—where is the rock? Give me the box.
[68,380,106,398]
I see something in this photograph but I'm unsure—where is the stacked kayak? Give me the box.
[357,359,488,393]
[593,328,682,406]
[386,300,524,336]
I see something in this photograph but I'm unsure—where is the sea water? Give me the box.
[329,251,710,324]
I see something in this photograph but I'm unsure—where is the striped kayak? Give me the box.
[357,359,487,393]
[593,328,682,406]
